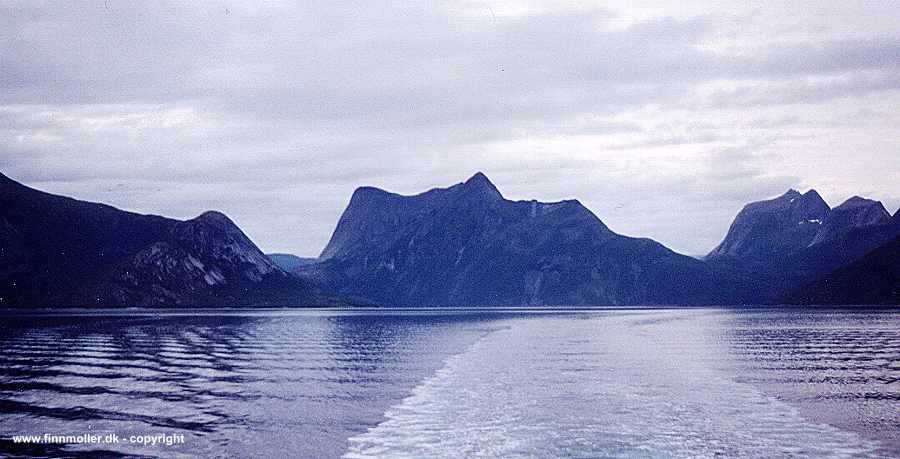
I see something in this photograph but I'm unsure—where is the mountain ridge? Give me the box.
[787,233,900,305]
[706,188,898,303]
[709,190,893,264]
[0,172,349,308]
[300,172,743,307]
[707,189,830,262]
[2,171,895,307]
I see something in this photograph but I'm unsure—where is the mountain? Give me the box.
[788,233,900,305]
[297,172,742,307]
[0,172,346,308]
[7,169,891,308]
[267,253,319,271]
[709,191,892,264]
[707,190,898,302]
[787,206,898,283]
[810,196,891,245]
[707,189,830,263]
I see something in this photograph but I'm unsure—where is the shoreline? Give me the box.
[1,304,898,316]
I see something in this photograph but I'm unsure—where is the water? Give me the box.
[0,308,897,458]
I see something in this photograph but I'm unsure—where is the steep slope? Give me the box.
[0,172,340,308]
[300,173,740,307]
[788,233,900,305]
[710,191,892,265]
[810,197,890,245]
[707,190,898,302]
[707,189,830,263]
[787,212,900,283]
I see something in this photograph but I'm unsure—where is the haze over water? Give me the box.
[0,308,898,458]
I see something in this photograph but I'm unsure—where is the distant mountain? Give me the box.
[788,232,900,305]
[709,191,891,264]
[707,190,897,302]
[810,196,891,245]
[707,189,830,263]
[6,169,892,308]
[786,207,899,284]
[298,172,742,307]
[267,253,319,271]
[0,172,348,308]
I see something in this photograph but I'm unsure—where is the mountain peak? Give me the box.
[779,188,823,205]
[802,189,823,199]
[799,189,828,209]
[831,196,889,218]
[835,196,887,210]
[816,196,891,235]
[351,185,388,198]
[192,210,235,227]
[197,210,228,219]
[708,187,830,261]
[461,172,503,201]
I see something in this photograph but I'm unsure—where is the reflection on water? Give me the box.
[0,309,897,458]
[724,310,900,450]
[0,311,499,457]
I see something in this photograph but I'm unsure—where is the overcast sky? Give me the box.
[2,1,899,256]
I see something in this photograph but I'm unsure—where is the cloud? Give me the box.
[1,1,898,255]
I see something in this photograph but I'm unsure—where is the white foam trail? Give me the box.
[345,312,882,458]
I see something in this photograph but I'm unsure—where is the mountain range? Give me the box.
[705,188,899,302]
[295,173,747,306]
[0,172,349,308]
[1,171,897,308]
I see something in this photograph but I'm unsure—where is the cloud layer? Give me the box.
[2,0,899,255]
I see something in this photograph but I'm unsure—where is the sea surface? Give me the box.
[0,308,898,458]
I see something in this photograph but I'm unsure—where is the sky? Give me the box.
[2,1,899,256]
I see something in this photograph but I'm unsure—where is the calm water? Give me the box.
[0,308,898,458]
